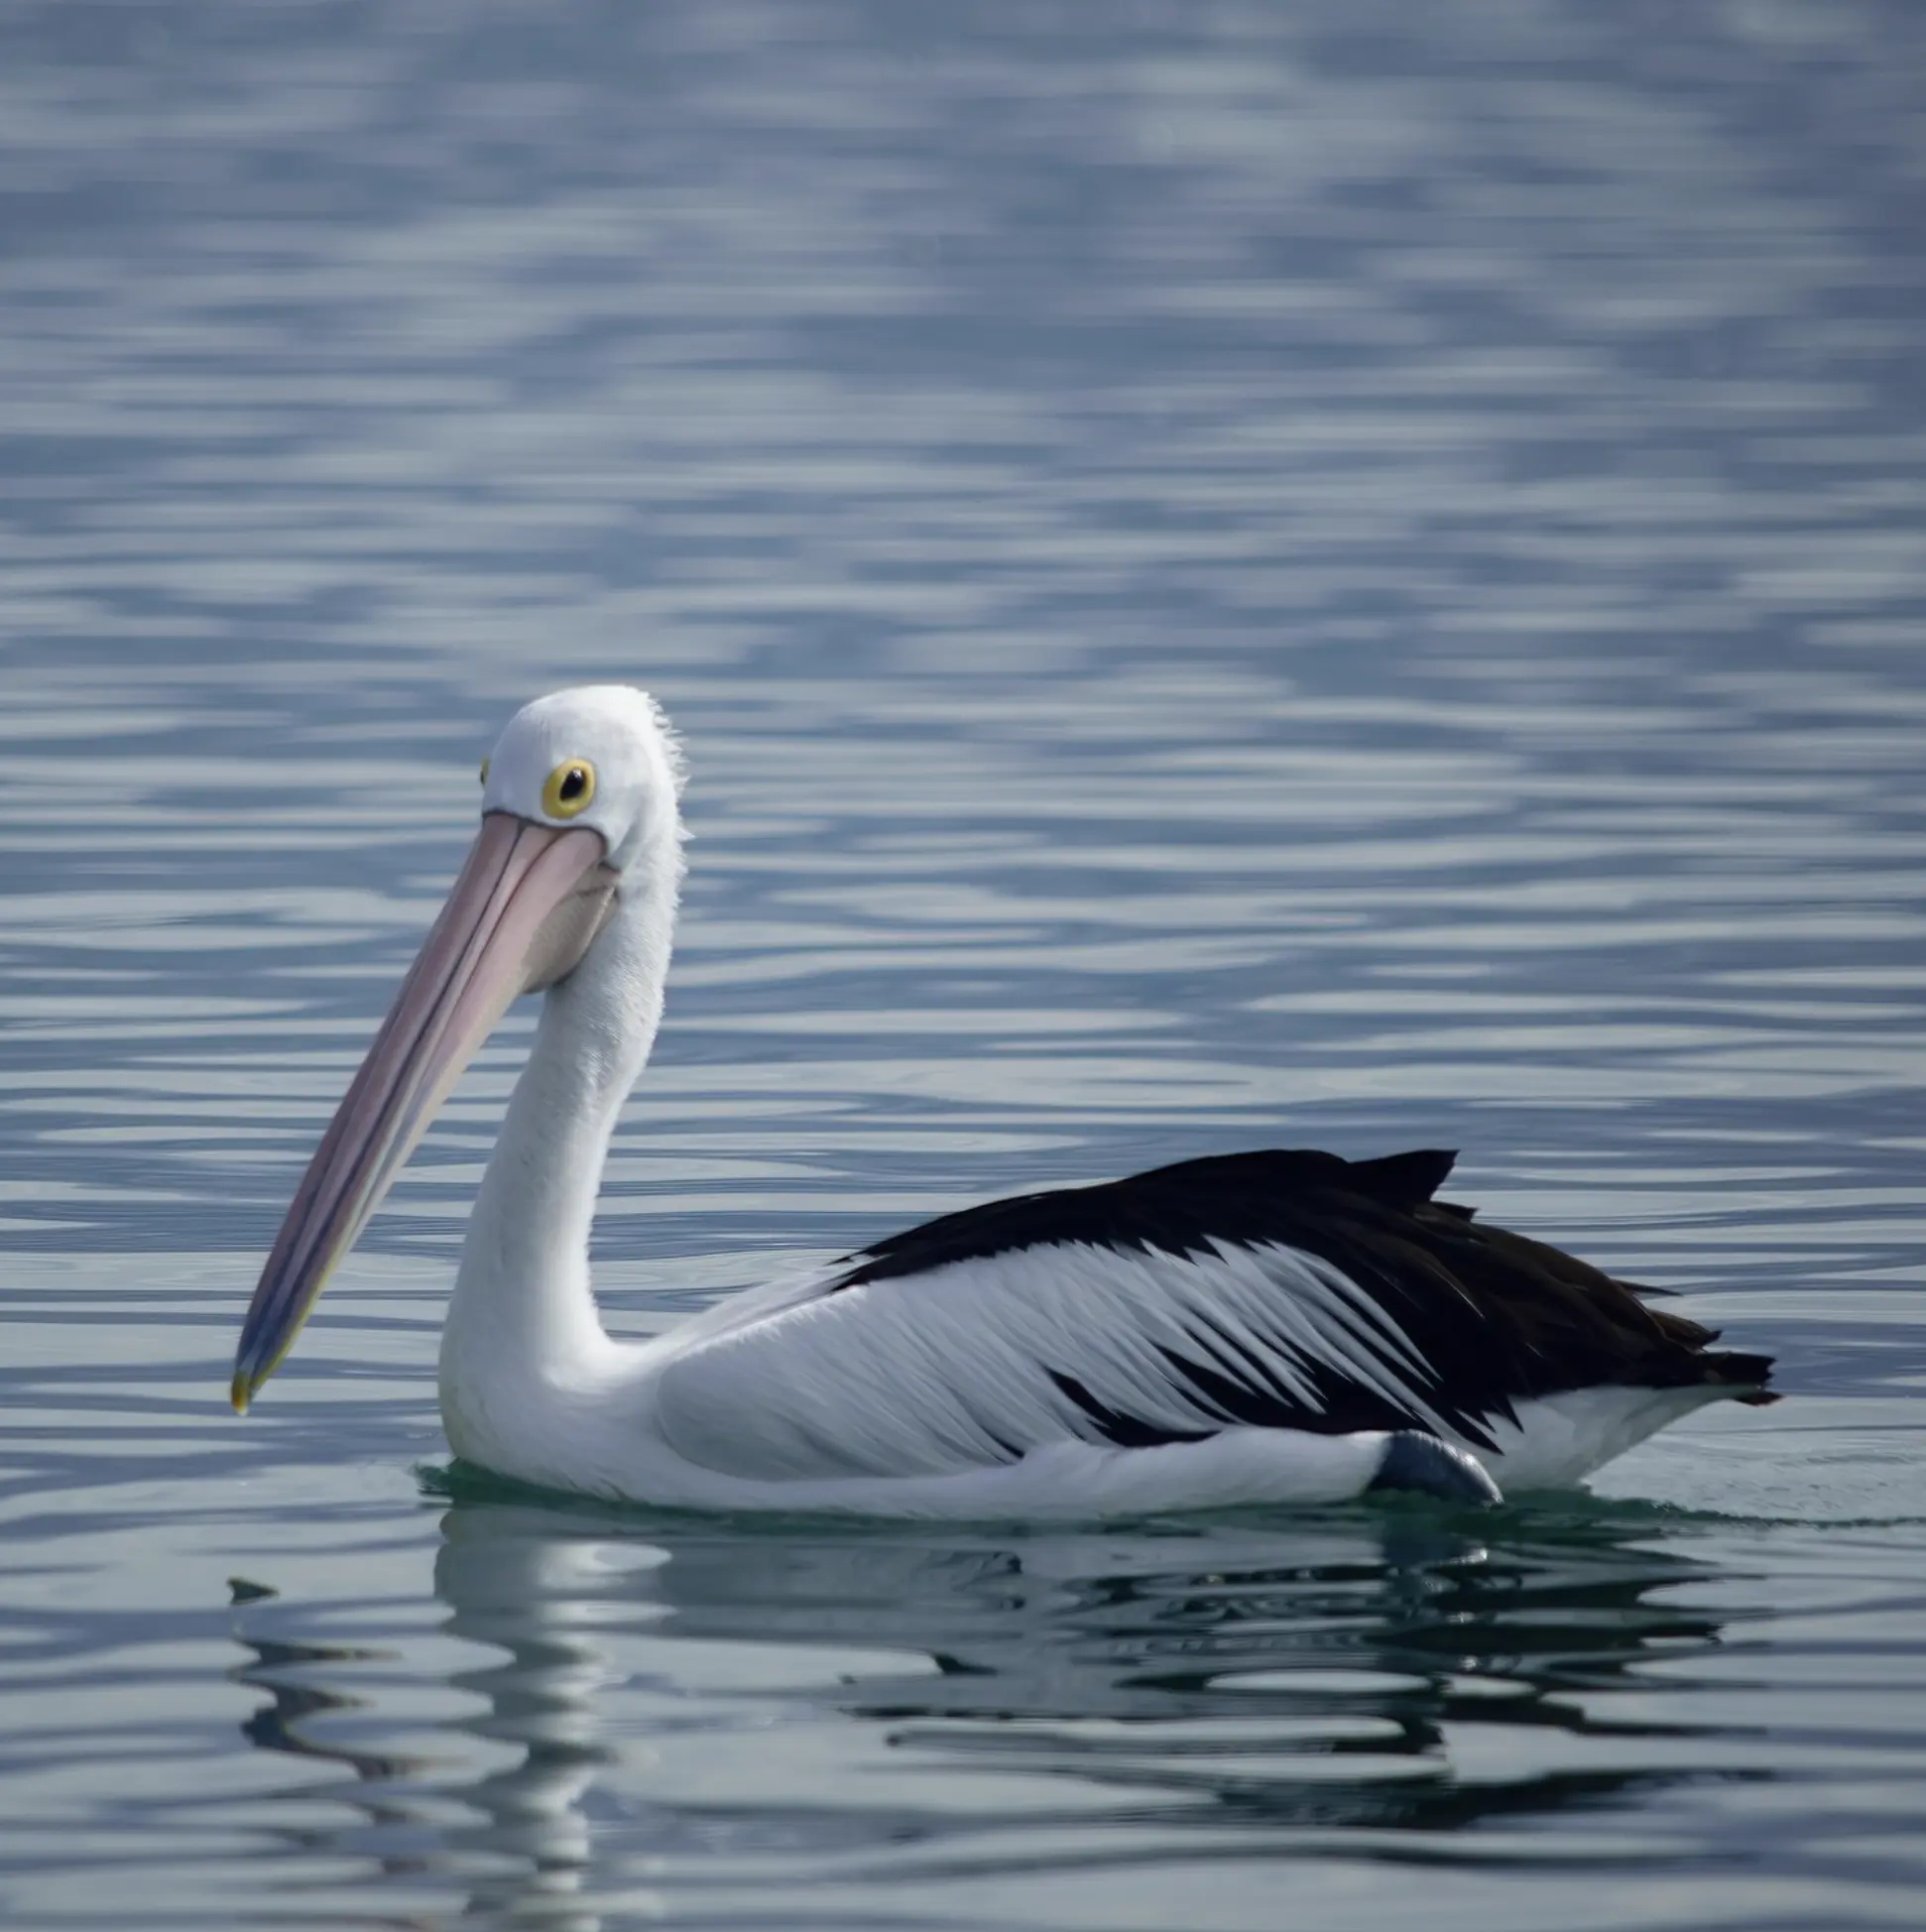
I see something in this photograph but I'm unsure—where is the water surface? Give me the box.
[3,3,1926,1928]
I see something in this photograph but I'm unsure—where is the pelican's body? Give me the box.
[234,687,1775,1513]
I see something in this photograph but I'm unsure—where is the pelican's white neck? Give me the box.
[438,823,681,1469]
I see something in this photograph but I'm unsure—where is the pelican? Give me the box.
[232,686,1776,1513]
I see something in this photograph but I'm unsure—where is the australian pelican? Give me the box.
[232,687,1776,1511]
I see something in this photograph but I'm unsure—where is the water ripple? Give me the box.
[2,2,1925,1927]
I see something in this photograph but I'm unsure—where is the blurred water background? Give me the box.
[2,2,1926,1927]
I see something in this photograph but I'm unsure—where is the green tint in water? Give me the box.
[3,1,1926,1927]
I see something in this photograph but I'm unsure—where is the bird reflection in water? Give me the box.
[229,1492,1756,1924]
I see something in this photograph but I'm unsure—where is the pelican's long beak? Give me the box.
[231,813,616,1412]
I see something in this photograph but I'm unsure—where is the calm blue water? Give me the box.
[4,3,1926,1927]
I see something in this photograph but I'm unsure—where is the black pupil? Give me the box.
[559,767,586,800]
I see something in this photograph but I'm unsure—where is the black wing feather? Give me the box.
[835,1148,1774,1450]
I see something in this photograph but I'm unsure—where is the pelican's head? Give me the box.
[480,685,685,878]
[230,685,684,1413]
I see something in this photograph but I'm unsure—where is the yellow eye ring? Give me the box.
[479,757,490,785]
[542,759,597,819]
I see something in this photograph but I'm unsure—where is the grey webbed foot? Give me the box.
[1367,1430,1503,1505]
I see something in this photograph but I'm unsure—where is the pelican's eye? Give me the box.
[478,757,490,785]
[542,759,597,819]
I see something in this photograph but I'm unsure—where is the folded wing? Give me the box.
[649,1149,1770,1483]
